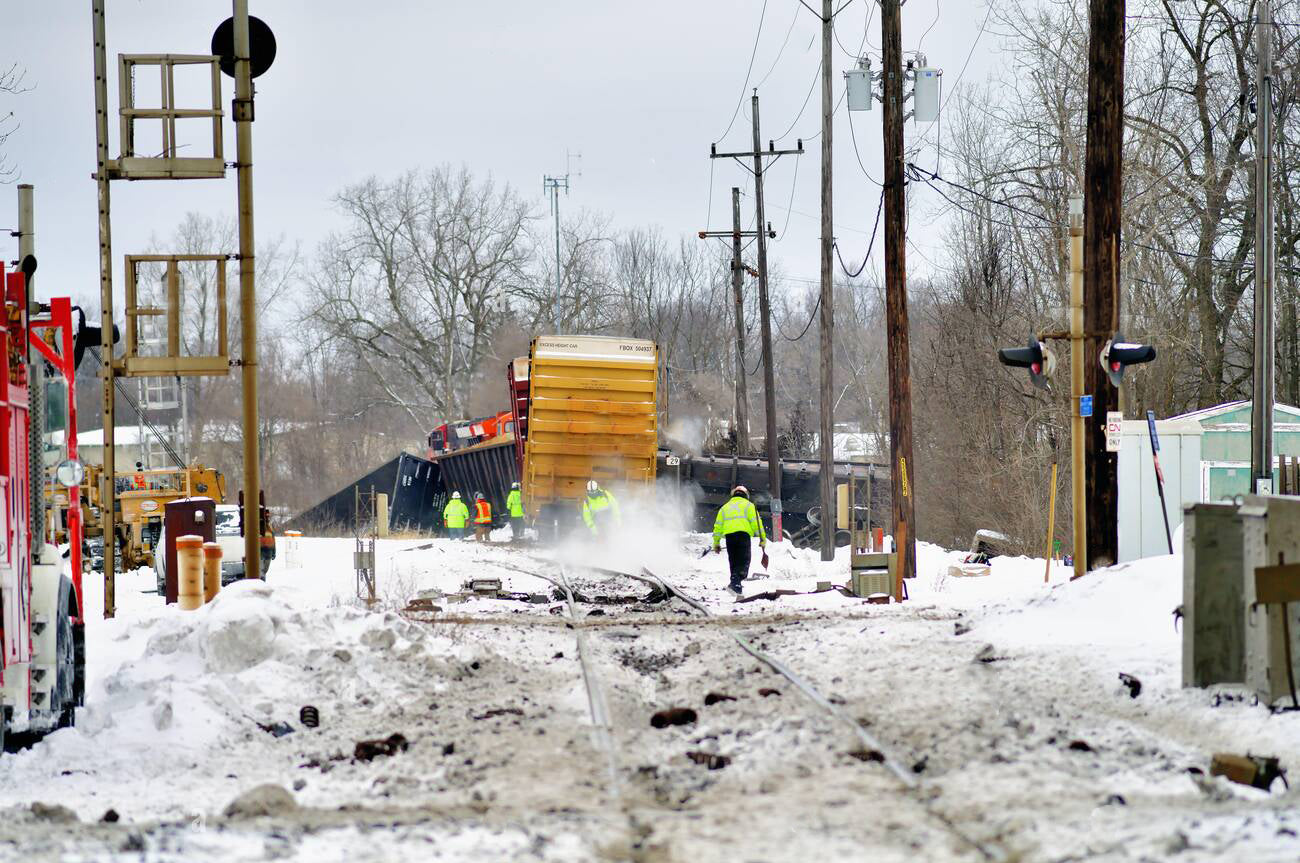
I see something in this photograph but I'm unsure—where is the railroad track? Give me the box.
[636,566,1007,862]
[494,559,1008,861]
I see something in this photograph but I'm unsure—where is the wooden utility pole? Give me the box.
[698,190,772,456]
[1082,0,1125,569]
[730,187,751,455]
[880,0,917,582]
[818,0,836,561]
[710,93,802,541]
[1251,0,1276,493]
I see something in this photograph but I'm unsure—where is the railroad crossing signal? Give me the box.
[1099,333,1156,387]
[997,339,1056,390]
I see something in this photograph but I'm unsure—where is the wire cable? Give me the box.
[757,1,803,89]
[714,0,770,146]
[835,188,885,278]
[777,293,822,342]
[916,0,940,54]
[846,100,882,185]
[911,0,992,155]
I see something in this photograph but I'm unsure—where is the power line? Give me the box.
[845,98,882,185]
[916,0,941,54]
[757,1,803,89]
[906,162,1056,226]
[714,0,770,146]
[777,293,822,341]
[910,0,992,156]
[835,188,885,277]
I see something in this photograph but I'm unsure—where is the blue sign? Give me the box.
[1146,409,1160,452]
[1079,395,1093,418]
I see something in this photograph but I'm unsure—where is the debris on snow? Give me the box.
[223,784,298,819]
[1118,672,1143,698]
[353,733,410,762]
[703,692,736,706]
[650,708,697,728]
[29,802,78,823]
[685,751,731,770]
[1209,753,1288,791]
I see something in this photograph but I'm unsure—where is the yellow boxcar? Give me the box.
[522,335,658,520]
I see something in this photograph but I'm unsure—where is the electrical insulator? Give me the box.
[913,67,941,122]
[845,58,872,112]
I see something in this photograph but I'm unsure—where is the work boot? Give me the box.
[728,581,743,596]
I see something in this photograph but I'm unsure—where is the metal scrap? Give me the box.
[685,751,731,770]
[1209,753,1289,791]
[354,733,410,762]
[650,707,698,728]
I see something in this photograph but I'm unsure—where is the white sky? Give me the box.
[1,1,1000,312]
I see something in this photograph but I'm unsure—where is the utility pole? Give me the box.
[1251,0,1276,494]
[698,187,768,455]
[880,0,917,582]
[710,93,803,541]
[818,0,836,561]
[91,0,117,618]
[1082,0,1125,569]
[543,174,569,334]
[1068,195,1086,582]
[728,189,750,454]
[233,0,262,580]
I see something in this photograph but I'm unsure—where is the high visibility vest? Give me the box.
[713,495,766,546]
[443,499,469,528]
[581,490,620,531]
[506,489,524,517]
[473,499,492,524]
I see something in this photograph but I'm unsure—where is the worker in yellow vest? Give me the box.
[506,482,525,542]
[712,485,767,595]
[472,492,492,542]
[443,491,469,540]
[581,480,621,537]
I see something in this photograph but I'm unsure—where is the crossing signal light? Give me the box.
[1100,333,1156,387]
[998,339,1055,390]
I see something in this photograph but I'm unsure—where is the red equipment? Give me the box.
[0,269,86,745]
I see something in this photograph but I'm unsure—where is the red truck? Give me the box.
[0,267,87,748]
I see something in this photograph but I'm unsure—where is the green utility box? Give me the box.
[851,551,896,599]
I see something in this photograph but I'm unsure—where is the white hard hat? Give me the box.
[732,485,748,497]
[451,491,461,499]
[586,480,599,493]
[511,481,520,489]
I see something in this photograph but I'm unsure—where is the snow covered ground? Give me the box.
[0,529,1297,861]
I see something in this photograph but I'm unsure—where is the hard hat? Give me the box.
[586,480,599,493]
[451,491,461,499]
[511,482,520,489]
[475,492,484,500]
[732,485,749,498]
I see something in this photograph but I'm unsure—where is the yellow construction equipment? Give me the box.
[78,463,225,573]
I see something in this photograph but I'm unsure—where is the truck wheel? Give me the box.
[53,578,78,729]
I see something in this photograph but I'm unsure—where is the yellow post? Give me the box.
[1044,462,1058,583]
[1069,195,1087,582]
[376,493,389,538]
[176,535,204,610]
[202,542,223,603]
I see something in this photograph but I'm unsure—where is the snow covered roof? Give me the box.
[1169,400,1300,427]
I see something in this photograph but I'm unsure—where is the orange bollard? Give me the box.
[176,535,204,610]
[202,542,223,603]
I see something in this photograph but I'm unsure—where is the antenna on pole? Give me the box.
[543,150,580,334]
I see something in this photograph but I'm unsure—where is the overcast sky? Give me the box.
[2,1,999,314]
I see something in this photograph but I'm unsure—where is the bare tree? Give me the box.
[304,166,532,426]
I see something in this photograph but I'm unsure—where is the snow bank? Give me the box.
[0,577,462,818]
